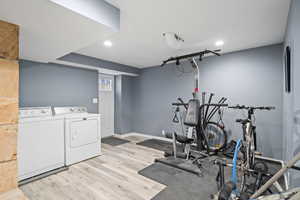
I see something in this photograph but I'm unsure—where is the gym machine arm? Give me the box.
[161,49,221,67]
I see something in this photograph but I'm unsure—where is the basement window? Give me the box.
[100,79,112,91]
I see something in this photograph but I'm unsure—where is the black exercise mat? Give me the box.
[101,136,130,146]
[139,156,285,199]
[136,139,182,152]
[155,157,212,176]
[139,162,221,200]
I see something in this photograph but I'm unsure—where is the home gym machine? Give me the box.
[161,49,226,152]
[156,49,228,175]
[165,94,228,156]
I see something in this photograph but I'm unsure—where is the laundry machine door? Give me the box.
[70,118,99,148]
[18,118,65,180]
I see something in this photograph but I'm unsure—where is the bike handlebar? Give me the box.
[201,103,228,108]
[228,105,275,111]
[172,102,228,107]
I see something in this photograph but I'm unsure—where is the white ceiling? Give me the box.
[78,0,291,68]
[0,0,291,68]
[0,0,115,63]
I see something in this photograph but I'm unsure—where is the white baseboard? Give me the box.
[119,132,172,142]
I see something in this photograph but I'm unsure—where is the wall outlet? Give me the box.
[92,98,98,104]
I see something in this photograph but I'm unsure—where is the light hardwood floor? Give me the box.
[20,135,166,200]
[0,189,28,200]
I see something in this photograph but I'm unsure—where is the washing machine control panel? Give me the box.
[19,107,53,118]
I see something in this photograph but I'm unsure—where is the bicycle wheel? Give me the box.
[240,145,249,193]
[201,121,227,152]
[240,138,256,193]
[246,130,256,169]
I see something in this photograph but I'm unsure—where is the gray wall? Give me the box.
[283,0,300,187]
[115,75,134,134]
[19,60,99,113]
[115,76,122,133]
[132,44,283,159]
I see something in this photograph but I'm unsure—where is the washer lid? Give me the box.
[19,107,53,118]
[19,115,65,123]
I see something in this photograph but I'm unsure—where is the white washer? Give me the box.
[54,107,101,166]
[18,107,65,181]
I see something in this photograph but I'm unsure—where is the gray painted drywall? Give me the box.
[121,75,134,133]
[132,44,283,159]
[115,75,134,134]
[59,53,140,75]
[115,75,122,133]
[19,60,99,113]
[51,0,120,31]
[283,0,300,187]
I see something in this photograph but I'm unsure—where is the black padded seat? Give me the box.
[175,134,194,144]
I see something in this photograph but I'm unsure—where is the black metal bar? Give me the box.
[161,49,221,66]
[219,162,225,188]
[206,49,221,56]
[203,93,214,124]
[207,97,227,122]
[291,165,300,171]
[177,98,188,110]
[201,102,228,126]
[215,159,273,177]
[208,97,227,122]
[201,92,206,122]
[172,103,188,107]
[200,103,228,110]
[253,127,257,151]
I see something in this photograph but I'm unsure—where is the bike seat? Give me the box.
[236,119,250,124]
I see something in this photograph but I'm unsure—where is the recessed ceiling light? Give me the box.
[104,40,112,47]
[215,40,224,47]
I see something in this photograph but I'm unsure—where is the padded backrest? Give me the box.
[184,99,200,126]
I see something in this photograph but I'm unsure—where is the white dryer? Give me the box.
[54,107,101,165]
[18,107,65,181]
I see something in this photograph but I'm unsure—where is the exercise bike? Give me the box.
[216,105,277,200]
[214,151,300,200]
[230,105,275,194]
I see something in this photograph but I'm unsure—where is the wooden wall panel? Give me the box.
[0,98,18,125]
[0,59,19,98]
[0,160,17,193]
[0,20,19,60]
[0,59,19,125]
[0,125,17,162]
[0,20,20,197]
